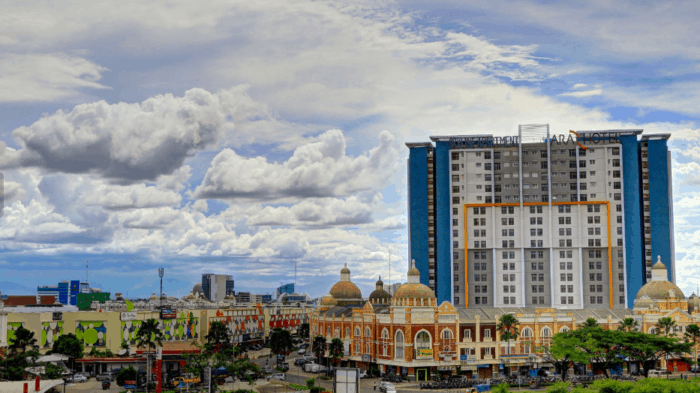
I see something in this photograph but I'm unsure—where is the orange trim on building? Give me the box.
[607,202,613,309]
[464,207,469,308]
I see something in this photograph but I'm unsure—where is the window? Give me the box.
[395,330,404,359]
[355,327,361,337]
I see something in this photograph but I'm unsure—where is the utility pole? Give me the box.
[86,260,88,286]
[159,268,165,310]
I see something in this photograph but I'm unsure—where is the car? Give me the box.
[298,348,306,355]
[303,354,315,361]
[359,371,370,379]
[379,382,395,393]
[96,373,115,381]
[271,373,286,381]
[278,362,290,372]
[294,358,307,367]
[66,374,87,383]
[299,343,310,349]
[265,366,273,374]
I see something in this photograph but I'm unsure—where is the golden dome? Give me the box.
[369,276,391,301]
[149,293,157,301]
[341,265,351,274]
[186,292,195,300]
[393,283,436,300]
[329,281,362,300]
[407,266,420,277]
[635,295,657,309]
[320,295,338,306]
[636,281,685,300]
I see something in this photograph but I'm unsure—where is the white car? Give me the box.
[298,349,306,355]
[271,373,286,381]
[379,382,394,393]
[67,374,87,383]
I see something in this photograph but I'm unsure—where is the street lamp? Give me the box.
[158,268,165,310]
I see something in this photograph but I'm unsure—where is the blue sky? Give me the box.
[1,0,700,300]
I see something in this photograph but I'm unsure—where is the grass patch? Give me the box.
[318,376,330,380]
[290,383,310,390]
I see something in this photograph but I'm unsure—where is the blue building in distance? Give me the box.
[276,283,295,297]
[406,127,674,309]
[37,280,89,306]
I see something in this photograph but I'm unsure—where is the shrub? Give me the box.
[115,366,140,387]
[306,377,316,389]
[310,387,324,393]
[545,381,572,393]
[492,383,511,393]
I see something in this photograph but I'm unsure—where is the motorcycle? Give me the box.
[102,380,111,390]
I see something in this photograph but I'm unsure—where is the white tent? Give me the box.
[36,354,70,363]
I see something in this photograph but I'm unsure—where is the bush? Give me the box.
[319,376,330,380]
[492,383,511,393]
[115,366,140,387]
[306,377,316,389]
[310,387,324,393]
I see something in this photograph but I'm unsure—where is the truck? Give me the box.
[170,375,202,388]
[304,363,317,373]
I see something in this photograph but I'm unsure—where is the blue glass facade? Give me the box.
[647,140,673,282]
[407,146,430,287]
[621,135,644,308]
[37,280,82,305]
[434,141,451,304]
[277,283,294,296]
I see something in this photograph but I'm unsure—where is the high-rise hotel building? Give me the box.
[406,125,675,309]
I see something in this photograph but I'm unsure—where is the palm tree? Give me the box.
[497,314,519,377]
[312,336,327,365]
[686,324,700,377]
[618,318,638,332]
[578,318,599,329]
[328,338,344,366]
[136,319,164,393]
[656,317,676,378]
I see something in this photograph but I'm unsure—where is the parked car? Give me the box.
[379,382,395,393]
[96,373,115,381]
[359,371,369,379]
[298,348,306,355]
[294,358,307,367]
[299,343,310,349]
[278,362,290,372]
[303,354,315,361]
[66,374,87,383]
[271,373,286,381]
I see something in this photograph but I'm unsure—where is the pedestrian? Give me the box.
[373,381,377,391]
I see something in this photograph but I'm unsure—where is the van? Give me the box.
[304,363,316,373]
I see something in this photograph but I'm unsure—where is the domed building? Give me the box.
[327,263,364,306]
[368,276,392,305]
[634,256,688,313]
[392,260,436,307]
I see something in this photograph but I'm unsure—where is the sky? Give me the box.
[1,0,700,300]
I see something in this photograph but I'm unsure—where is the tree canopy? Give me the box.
[270,328,294,356]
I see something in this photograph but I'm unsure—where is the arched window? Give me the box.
[365,327,371,337]
[464,329,471,339]
[382,328,389,339]
[649,327,657,335]
[541,327,552,338]
[395,330,404,359]
[345,327,349,338]
[521,328,533,338]
[415,330,432,350]
[366,344,370,354]
[559,326,570,333]
[355,327,361,337]
[327,327,331,337]
[335,328,340,338]
[484,329,492,338]
[442,329,453,340]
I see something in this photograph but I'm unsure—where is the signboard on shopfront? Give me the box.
[52,312,62,321]
[121,311,137,321]
[361,354,371,363]
[417,349,433,357]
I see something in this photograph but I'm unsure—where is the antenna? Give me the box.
[389,250,391,288]
[86,259,88,286]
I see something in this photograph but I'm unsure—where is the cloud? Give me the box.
[193,129,398,201]
[559,89,603,98]
[246,195,380,227]
[0,199,85,243]
[0,53,109,103]
[4,87,247,182]
[572,83,587,89]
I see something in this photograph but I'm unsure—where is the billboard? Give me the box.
[121,311,138,321]
[335,368,359,393]
[160,309,176,319]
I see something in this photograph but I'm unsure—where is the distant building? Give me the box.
[37,280,91,306]
[262,294,272,303]
[237,292,251,303]
[77,293,110,311]
[276,283,295,298]
[384,283,403,296]
[201,274,234,302]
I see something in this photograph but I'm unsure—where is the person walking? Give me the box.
[373,381,377,391]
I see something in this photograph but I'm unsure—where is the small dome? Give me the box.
[376,276,384,287]
[407,266,420,277]
[652,260,666,270]
[186,292,195,300]
[193,283,203,295]
[393,260,435,300]
[636,256,685,300]
[320,295,338,306]
[149,293,157,301]
[340,263,351,274]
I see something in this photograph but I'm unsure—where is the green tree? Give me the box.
[571,326,622,378]
[116,366,141,387]
[226,358,260,386]
[52,333,84,374]
[543,330,589,381]
[206,321,231,353]
[135,318,164,393]
[685,324,700,377]
[312,335,327,364]
[9,326,38,356]
[497,314,519,376]
[270,328,294,356]
[306,377,316,389]
[43,363,64,380]
[617,331,692,378]
[328,338,344,365]
[299,323,310,340]
[657,317,676,337]
[578,318,599,329]
[618,318,639,332]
